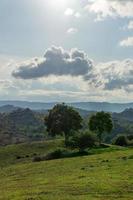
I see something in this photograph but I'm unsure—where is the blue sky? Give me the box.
[0,0,133,102]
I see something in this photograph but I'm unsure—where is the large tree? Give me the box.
[45,104,82,144]
[89,111,113,144]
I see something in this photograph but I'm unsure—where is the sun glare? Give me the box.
[48,0,67,10]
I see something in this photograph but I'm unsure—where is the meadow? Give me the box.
[0,140,133,200]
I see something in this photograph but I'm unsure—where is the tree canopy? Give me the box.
[45,104,83,143]
[89,111,113,143]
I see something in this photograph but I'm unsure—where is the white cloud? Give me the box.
[0,48,132,102]
[85,59,133,91]
[67,28,78,34]
[128,20,133,29]
[85,0,133,21]
[12,46,93,79]
[120,37,133,47]
[64,8,81,18]
[64,8,74,16]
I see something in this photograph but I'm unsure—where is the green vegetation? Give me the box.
[0,140,132,200]
[0,108,46,145]
[89,111,113,143]
[45,104,82,144]
[68,131,97,151]
[0,104,133,200]
[0,139,63,167]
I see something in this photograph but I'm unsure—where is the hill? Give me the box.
[0,100,133,112]
[0,140,132,200]
[0,108,45,145]
[0,105,18,113]
[113,108,133,122]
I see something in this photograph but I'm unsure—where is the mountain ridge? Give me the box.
[0,100,133,112]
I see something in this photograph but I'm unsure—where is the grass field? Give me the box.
[0,140,133,200]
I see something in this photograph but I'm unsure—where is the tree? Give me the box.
[45,104,82,144]
[89,111,113,144]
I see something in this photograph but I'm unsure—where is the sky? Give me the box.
[0,0,133,103]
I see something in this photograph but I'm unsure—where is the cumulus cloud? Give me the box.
[12,46,93,79]
[85,59,133,91]
[86,0,133,21]
[120,37,133,47]
[12,46,133,93]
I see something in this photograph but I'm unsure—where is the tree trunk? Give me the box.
[98,132,102,145]
[64,133,69,146]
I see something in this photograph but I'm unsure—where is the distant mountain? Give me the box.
[70,102,133,113]
[0,101,132,112]
[0,105,18,113]
[113,108,133,122]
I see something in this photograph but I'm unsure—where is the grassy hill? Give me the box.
[0,140,133,200]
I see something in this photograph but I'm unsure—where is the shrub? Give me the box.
[69,131,97,151]
[113,135,128,146]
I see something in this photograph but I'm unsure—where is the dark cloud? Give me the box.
[12,46,93,79]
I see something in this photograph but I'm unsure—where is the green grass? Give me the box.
[0,140,133,200]
[0,139,63,167]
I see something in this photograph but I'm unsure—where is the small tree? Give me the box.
[89,111,113,144]
[45,104,82,145]
[68,131,96,151]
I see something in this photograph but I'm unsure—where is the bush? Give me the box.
[69,131,97,151]
[113,135,128,146]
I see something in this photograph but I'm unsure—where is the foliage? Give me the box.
[89,111,113,143]
[45,103,83,144]
[68,131,97,151]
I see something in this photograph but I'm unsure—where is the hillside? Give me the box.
[113,108,133,122]
[0,108,45,145]
[0,105,18,113]
[0,140,132,200]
